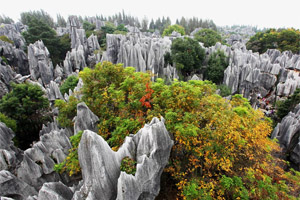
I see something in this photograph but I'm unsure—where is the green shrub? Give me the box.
[60,75,79,95]
[0,35,13,44]
[205,50,229,84]
[0,83,50,149]
[0,112,17,132]
[194,28,222,47]
[276,88,300,120]
[120,157,137,175]
[54,131,83,176]
[217,84,231,97]
[55,95,79,128]
[162,24,185,37]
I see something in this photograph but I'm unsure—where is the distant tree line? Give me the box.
[246,28,300,54]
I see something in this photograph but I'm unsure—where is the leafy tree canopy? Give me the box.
[162,24,185,37]
[194,28,223,47]
[60,75,79,95]
[20,10,55,28]
[22,18,70,66]
[55,62,300,199]
[170,37,205,78]
[246,28,300,54]
[205,50,229,84]
[0,83,50,149]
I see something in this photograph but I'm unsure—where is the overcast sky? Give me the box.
[1,0,299,29]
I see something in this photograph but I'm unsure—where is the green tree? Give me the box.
[83,20,96,31]
[20,10,55,28]
[205,50,229,84]
[0,15,14,24]
[60,75,79,95]
[0,112,17,132]
[0,83,50,149]
[22,18,69,66]
[194,28,222,47]
[170,37,205,77]
[162,24,185,37]
[277,88,300,120]
[246,28,300,54]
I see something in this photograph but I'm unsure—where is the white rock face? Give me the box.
[104,34,178,80]
[272,104,300,169]
[206,42,300,100]
[28,40,54,86]
[73,117,173,200]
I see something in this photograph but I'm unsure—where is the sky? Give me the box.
[1,0,299,29]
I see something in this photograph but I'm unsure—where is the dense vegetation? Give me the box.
[276,88,300,121]
[59,75,79,95]
[205,50,229,84]
[246,28,300,54]
[0,35,13,44]
[22,17,71,66]
[0,83,50,149]
[168,37,205,78]
[194,28,223,47]
[162,24,185,36]
[55,62,300,199]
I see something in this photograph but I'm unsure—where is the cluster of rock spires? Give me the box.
[272,103,300,170]
[0,99,173,199]
[204,42,300,102]
[103,33,179,81]
[2,16,300,199]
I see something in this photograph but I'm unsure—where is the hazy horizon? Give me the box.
[1,0,300,29]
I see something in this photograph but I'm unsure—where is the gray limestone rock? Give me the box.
[0,40,29,75]
[272,104,300,169]
[73,102,99,135]
[75,117,173,200]
[36,182,73,200]
[0,23,26,48]
[0,170,37,200]
[104,34,178,79]
[16,127,72,190]
[0,122,22,171]
[47,81,64,101]
[28,40,54,86]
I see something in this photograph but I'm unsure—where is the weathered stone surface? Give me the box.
[272,103,300,169]
[73,102,99,135]
[207,42,300,100]
[0,40,29,75]
[75,117,173,200]
[63,46,86,75]
[0,23,26,48]
[104,34,178,79]
[28,40,54,86]
[0,122,22,171]
[0,170,37,200]
[17,127,72,190]
[35,182,73,200]
[46,81,64,101]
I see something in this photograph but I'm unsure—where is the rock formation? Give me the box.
[206,42,300,102]
[0,40,29,75]
[28,40,54,86]
[73,102,99,135]
[74,117,173,200]
[272,103,300,170]
[0,23,26,48]
[104,34,178,79]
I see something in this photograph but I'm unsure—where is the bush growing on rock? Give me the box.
[59,75,79,95]
[0,112,17,132]
[0,83,50,149]
[55,62,300,199]
[194,28,223,47]
[169,37,205,78]
[162,24,185,37]
[0,35,14,44]
[205,50,229,84]
[276,88,300,121]
[246,28,300,54]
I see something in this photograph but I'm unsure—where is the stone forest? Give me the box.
[0,10,300,199]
